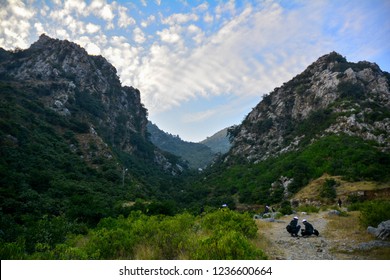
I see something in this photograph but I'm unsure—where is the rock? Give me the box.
[354,240,390,250]
[367,226,378,236]
[328,210,341,216]
[367,220,390,240]
[226,51,390,164]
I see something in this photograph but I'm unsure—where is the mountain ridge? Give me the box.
[226,51,390,163]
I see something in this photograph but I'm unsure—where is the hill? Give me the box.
[147,121,215,169]
[197,52,390,207]
[0,35,190,255]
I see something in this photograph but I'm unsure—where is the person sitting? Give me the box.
[301,219,314,237]
[286,216,301,237]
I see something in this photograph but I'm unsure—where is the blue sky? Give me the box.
[1,0,390,142]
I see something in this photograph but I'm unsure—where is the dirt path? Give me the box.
[256,212,335,260]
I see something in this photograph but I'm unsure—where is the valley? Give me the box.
[1,35,389,260]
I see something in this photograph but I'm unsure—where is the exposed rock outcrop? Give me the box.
[0,34,183,174]
[226,52,390,163]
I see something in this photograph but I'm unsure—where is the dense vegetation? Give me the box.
[0,82,192,258]
[0,209,266,260]
[197,134,390,206]
[348,200,390,228]
[147,121,215,169]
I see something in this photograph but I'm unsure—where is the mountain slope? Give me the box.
[0,35,189,253]
[198,52,390,206]
[227,52,390,163]
[200,126,232,154]
[147,121,215,169]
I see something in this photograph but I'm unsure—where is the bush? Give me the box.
[18,210,267,260]
[200,209,258,238]
[297,205,320,213]
[279,201,293,215]
[192,230,266,260]
[320,178,338,200]
[359,200,390,228]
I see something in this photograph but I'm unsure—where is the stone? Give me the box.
[367,220,390,240]
[328,210,340,216]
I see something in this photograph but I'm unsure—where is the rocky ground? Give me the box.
[255,211,390,260]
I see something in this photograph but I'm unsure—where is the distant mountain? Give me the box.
[198,52,390,206]
[147,121,215,169]
[200,127,232,154]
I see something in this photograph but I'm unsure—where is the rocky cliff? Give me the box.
[227,52,390,163]
[0,34,182,173]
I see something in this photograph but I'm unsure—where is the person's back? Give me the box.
[286,216,300,237]
[301,219,314,236]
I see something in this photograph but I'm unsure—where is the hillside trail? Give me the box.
[255,211,374,260]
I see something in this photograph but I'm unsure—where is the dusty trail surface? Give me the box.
[255,211,390,260]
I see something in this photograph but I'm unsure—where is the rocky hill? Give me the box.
[198,52,390,207]
[227,52,390,163]
[0,34,183,174]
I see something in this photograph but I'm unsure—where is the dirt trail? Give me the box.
[256,212,335,260]
[256,211,390,260]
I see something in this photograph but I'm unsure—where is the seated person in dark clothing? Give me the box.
[286,216,301,237]
[301,219,314,237]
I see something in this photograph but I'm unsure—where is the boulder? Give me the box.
[367,220,390,240]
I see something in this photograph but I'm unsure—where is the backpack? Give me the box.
[313,229,319,236]
[286,224,292,233]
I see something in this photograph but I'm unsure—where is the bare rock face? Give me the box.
[227,52,390,163]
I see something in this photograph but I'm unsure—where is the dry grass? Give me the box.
[253,219,284,259]
[324,211,371,242]
[324,211,390,259]
[293,174,390,203]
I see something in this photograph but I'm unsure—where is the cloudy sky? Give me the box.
[1,0,390,142]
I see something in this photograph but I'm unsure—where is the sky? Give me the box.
[1,0,390,142]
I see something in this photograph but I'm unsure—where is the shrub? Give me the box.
[192,230,267,260]
[279,200,293,215]
[359,200,390,228]
[320,178,338,200]
[297,205,320,213]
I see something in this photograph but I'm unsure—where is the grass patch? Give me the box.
[324,211,390,259]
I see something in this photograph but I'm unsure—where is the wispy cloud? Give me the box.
[1,0,389,141]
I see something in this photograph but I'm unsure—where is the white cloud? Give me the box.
[86,22,100,34]
[203,13,213,23]
[141,15,156,28]
[157,28,182,44]
[133,27,146,44]
[194,2,209,12]
[1,0,389,141]
[118,6,136,28]
[136,1,334,115]
[64,0,87,15]
[162,13,199,25]
[76,36,102,55]
[34,22,45,36]
[0,0,36,49]
[155,0,161,6]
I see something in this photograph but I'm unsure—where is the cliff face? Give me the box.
[227,52,390,163]
[0,34,182,173]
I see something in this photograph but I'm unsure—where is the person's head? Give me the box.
[302,219,307,223]
[294,216,298,220]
